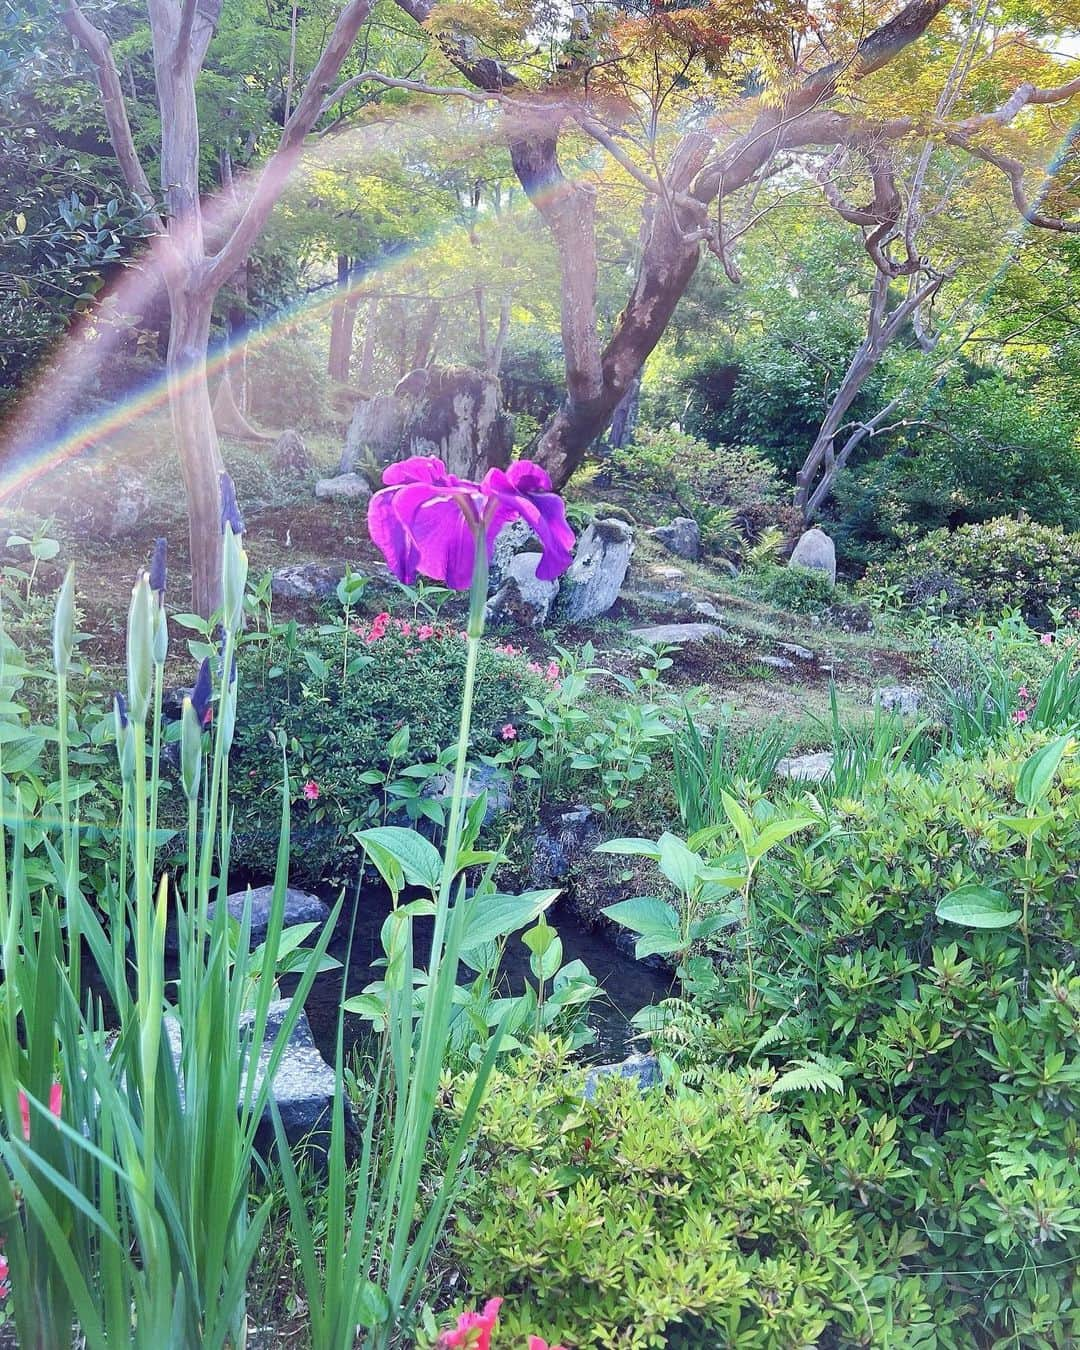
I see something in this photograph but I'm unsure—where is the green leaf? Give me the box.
[354,825,442,891]
[1016,735,1070,809]
[635,932,685,959]
[657,832,701,893]
[721,791,755,853]
[745,816,814,860]
[996,813,1053,839]
[936,884,1021,929]
[460,889,558,950]
[354,1281,391,1328]
[594,837,661,859]
[602,895,679,937]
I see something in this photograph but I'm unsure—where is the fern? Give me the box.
[743,526,785,573]
[769,1053,847,1096]
[748,1021,787,1062]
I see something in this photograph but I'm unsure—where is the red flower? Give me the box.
[418,624,435,641]
[0,1249,8,1301]
[1013,709,1028,724]
[303,780,320,802]
[18,1082,62,1141]
[437,1297,502,1349]
[500,724,517,741]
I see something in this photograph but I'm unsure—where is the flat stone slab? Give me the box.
[631,622,726,645]
[875,685,923,715]
[315,472,371,501]
[776,751,834,783]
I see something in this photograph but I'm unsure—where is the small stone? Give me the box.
[315,472,371,501]
[529,805,601,887]
[788,528,836,585]
[875,685,923,716]
[648,517,700,562]
[779,642,815,662]
[760,655,795,671]
[271,563,347,600]
[693,600,722,620]
[584,1052,662,1100]
[631,622,726,646]
[650,565,685,582]
[776,751,834,783]
[556,519,634,623]
[489,519,535,591]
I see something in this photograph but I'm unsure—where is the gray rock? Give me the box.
[271,562,347,601]
[631,622,726,646]
[788,528,836,585]
[315,472,371,501]
[648,517,700,563]
[423,762,511,825]
[693,600,723,620]
[779,642,815,662]
[776,751,834,783]
[529,805,602,888]
[55,466,152,539]
[489,519,535,591]
[162,1000,351,1157]
[271,429,312,477]
[760,655,795,671]
[649,564,686,582]
[875,685,923,716]
[485,552,559,627]
[209,886,332,949]
[556,519,634,623]
[584,1052,662,1100]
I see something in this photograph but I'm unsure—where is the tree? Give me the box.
[60,0,382,613]
[383,0,1079,487]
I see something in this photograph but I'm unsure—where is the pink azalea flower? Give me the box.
[500,724,517,741]
[1041,632,1054,645]
[0,1249,8,1300]
[1017,686,1029,700]
[303,780,320,802]
[528,1339,567,1350]
[367,457,574,590]
[18,1082,63,1142]
[1013,709,1028,724]
[397,620,413,637]
[437,1297,503,1349]
[544,660,560,683]
[527,661,542,676]
[418,624,435,640]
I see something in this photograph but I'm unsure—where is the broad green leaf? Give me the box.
[602,895,679,937]
[1016,735,1070,809]
[721,791,755,854]
[594,837,661,860]
[460,889,558,950]
[657,832,702,894]
[936,884,1021,929]
[354,825,442,891]
[635,932,685,960]
[746,816,814,860]
[996,813,1053,839]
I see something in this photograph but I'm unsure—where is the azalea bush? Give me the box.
[448,1044,909,1348]
[647,734,1080,1346]
[863,516,1080,621]
[229,615,550,882]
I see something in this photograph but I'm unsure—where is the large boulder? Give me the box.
[208,885,332,949]
[341,366,513,480]
[874,685,923,716]
[54,464,152,539]
[555,519,634,623]
[486,552,560,627]
[776,751,834,783]
[647,517,700,563]
[422,762,511,826]
[788,528,836,585]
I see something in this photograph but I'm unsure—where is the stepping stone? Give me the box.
[631,622,726,645]
[776,752,834,783]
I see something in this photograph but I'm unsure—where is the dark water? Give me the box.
[298,886,675,1065]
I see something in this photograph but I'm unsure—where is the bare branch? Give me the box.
[946,132,1080,232]
[321,69,492,115]
[60,0,163,231]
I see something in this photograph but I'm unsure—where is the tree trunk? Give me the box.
[167,287,225,617]
[356,297,378,393]
[328,254,354,382]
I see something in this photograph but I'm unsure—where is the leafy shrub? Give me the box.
[747,562,835,614]
[658,737,1080,1345]
[228,616,544,883]
[863,516,1080,621]
[449,1046,912,1348]
[611,429,796,552]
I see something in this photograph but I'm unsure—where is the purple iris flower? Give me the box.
[149,537,167,598]
[220,473,245,536]
[367,456,574,590]
[191,657,213,726]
